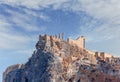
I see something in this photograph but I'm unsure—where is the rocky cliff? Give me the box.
[3,34,120,82]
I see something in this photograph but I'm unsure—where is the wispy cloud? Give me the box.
[0,5,47,50]
[0,26,31,50]
[19,8,50,21]
[0,0,120,53]
[0,0,70,9]
[0,5,48,32]
[60,0,120,42]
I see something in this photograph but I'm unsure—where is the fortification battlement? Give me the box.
[39,33,64,41]
[67,36,85,49]
[38,34,85,49]
[38,34,113,60]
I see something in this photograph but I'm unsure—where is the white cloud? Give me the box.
[0,16,14,32]
[1,0,119,21]
[0,15,39,50]
[3,8,44,32]
[0,27,31,49]
[0,7,48,32]
[79,22,120,42]
[19,8,50,21]
[0,0,70,9]
[79,0,120,19]
[1,0,119,25]
[0,0,120,55]
[62,0,120,42]
[0,11,46,50]
[0,2,49,53]
[15,49,35,56]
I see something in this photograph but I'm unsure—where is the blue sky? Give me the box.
[0,0,120,81]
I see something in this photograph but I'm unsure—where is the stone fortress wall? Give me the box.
[37,34,120,69]
[35,33,117,66]
[38,33,113,61]
[67,36,85,49]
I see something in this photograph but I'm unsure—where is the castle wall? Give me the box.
[86,50,95,55]
[67,36,85,49]
[104,53,112,58]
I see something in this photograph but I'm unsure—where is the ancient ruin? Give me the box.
[3,34,120,82]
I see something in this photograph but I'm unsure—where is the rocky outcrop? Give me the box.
[3,34,120,82]
[3,64,23,82]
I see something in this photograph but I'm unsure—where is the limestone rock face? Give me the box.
[3,34,120,82]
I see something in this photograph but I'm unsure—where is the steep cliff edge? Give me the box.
[3,34,120,82]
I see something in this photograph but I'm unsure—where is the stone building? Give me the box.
[3,34,120,82]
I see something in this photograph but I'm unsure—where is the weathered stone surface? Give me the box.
[3,34,120,82]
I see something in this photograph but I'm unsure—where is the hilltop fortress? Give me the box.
[3,34,120,82]
[37,34,113,62]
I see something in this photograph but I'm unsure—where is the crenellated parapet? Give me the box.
[37,34,85,50]
[35,34,86,57]
[39,33,64,42]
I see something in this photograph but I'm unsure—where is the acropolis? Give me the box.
[3,34,120,82]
